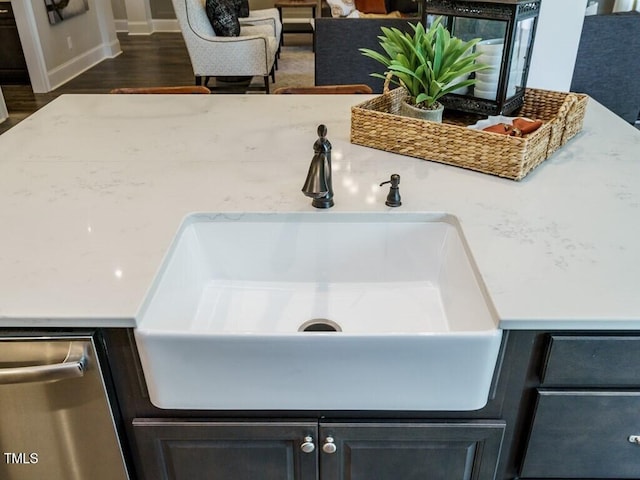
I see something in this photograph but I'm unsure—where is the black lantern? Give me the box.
[422,0,541,116]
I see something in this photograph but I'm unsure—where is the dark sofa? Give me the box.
[314,17,420,92]
[314,0,421,93]
[570,12,640,124]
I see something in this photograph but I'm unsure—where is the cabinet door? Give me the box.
[132,419,318,480]
[521,390,640,478]
[0,4,30,84]
[319,421,505,480]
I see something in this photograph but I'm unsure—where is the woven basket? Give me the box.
[561,91,589,145]
[351,87,588,181]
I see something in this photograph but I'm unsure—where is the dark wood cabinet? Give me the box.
[0,3,30,85]
[132,419,318,480]
[100,329,640,480]
[320,421,505,480]
[132,419,505,480]
[521,390,640,478]
[520,334,640,479]
[541,335,640,386]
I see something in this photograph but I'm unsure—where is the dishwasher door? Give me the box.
[0,336,129,480]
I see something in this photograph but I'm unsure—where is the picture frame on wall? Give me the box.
[44,0,90,25]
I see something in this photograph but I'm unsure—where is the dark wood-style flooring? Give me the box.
[1,32,313,135]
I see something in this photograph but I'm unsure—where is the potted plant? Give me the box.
[360,18,486,122]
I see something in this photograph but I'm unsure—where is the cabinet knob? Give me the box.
[629,435,640,445]
[322,436,337,454]
[300,436,315,453]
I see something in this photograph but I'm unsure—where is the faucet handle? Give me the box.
[317,124,327,138]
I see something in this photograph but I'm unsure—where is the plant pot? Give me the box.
[400,100,444,123]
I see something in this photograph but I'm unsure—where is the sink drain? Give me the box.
[299,319,342,332]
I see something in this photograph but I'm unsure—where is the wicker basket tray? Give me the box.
[351,87,588,181]
[561,91,589,145]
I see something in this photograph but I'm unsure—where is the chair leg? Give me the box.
[198,76,211,88]
[264,76,270,94]
[270,66,275,83]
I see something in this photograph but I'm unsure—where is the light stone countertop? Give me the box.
[0,94,638,329]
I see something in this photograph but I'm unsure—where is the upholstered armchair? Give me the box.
[241,8,282,50]
[172,0,279,92]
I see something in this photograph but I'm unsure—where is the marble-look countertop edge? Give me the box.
[0,317,137,328]
[2,317,640,331]
[498,318,640,331]
[0,94,638,331]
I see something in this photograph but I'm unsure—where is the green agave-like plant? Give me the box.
[360,18,487,109]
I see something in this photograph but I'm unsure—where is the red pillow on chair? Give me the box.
[355,0,387,14]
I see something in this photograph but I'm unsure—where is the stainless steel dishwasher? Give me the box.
[0,336,129,480]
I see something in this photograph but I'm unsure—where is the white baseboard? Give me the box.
[153,19,180,32]
[113,18,180,33]
[126,20,155,35]
[47,39,123,91]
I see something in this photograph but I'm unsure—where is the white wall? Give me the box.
[111,0,177,33]
[12,0,121,92]
[528,2,586,91]
[111,0,127,19]
[111,0,176,20]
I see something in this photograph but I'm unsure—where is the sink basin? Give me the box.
[135,212,502,411]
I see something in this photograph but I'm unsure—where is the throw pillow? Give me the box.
[205,0,241,36]
[233,0,250,18]
[355,0,387,14]
[325,0,356,17]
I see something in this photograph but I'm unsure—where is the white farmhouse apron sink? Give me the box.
[135,212,502,411]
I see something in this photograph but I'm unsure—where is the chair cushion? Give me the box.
[240,24,274,38]
[205,0,241,36]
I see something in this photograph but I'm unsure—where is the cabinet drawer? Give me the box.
[542,335,640,386]
[521,390,640,478]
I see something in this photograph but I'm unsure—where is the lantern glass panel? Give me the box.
[507,17,535,98]
[421,0,540,115]
[428,17,508,100]
[450,18,508,101]
[449,17,506,44]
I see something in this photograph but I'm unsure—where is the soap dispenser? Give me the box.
[379,174,401,207]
